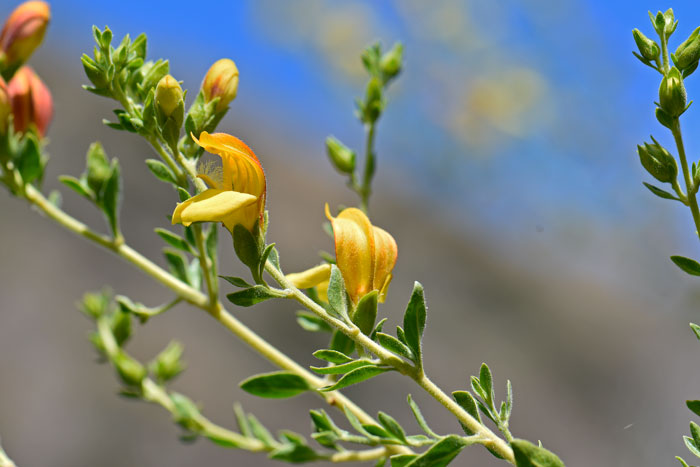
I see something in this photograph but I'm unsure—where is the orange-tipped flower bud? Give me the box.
[201,58,239,112]
[8,65,52,136]
[0,1,50,69]
[0,77,10,134]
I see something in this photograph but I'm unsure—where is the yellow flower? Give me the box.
[171,132,266,232]
[286,205,397,304]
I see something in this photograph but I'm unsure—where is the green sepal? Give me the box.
[511,439,565,467]
[239,371,312,398]
[16,133,43,184]
[226,285,286,307]
[353,290,378,335]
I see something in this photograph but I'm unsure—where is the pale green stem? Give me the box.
[359,122,376,213]
[266,262,516,464]
[671,118,700,239]
[328,447,388,463]
[20,183,410,457]
[661,31,670,74]
[0,445,15,467]
[194,224,218,308]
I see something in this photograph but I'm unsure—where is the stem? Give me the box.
[20,184,410,456]
[194,224,217,308]
[359,122,376,213]
[661,31,670,74]
[265,262,515,464]
[671,118,700,239]
[328,447,388,463]
[0,445,15,467]
[148,138,187,186]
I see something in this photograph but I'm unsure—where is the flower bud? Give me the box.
[638,137,678,183]
[150,341,185,383]
[155,74,183,119]
[674,27,700,71]
[379,43,403,81]
[659,67,687,118]
[362,77,383,123]
[113,350,146,387]
[8,65,52,136]
[632,29,660,62]
[0,1,50,70]
[0,77,10,134]
[201,58,239,112]
[326,136,356,174]
[652,9,676,37]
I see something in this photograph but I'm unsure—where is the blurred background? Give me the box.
[2,0,700,465]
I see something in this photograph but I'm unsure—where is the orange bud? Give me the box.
[8,65,52,136]
[0,1,50,69]
[0,77,9,133]
[201,58,239,112]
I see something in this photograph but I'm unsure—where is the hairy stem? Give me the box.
[671,118,700,239]
[20,184,410,457]
[359,122,376,213]
[265,262,516,464]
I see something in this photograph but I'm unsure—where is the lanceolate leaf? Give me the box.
[240,371,312,398]
[353,290,378,335]
[155,228,194,253]
[671,255,700,276]
[403,282,426,365]
[226,286,286,307]
[511,439,565,467]
[407,394,440,439]
[145,158,178,184]
[312,349,353,364]
[327,265,349,320]
[377,412,408,443]
[310,359,375,375]
[376,332,414,361]
[101,159,121,236]
[320,365,391,392]
[687,400,700,417]
[405,435,468,467]
[643,182,681,201]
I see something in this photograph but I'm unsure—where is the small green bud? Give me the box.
[155,74,183,119]
[674,27,700,71]
[110,309,132,347]
[362,77,383,123]
[379,43,403,82]
[85,142,111,194]
[659,67,687,117]
[80,290,110,320]
[170,392,203,432]
[113,350,146,387]
[150,341,185,383]
[638,137,678,183]
[325,136,356,174]
[632,29,660,62]
[651,9,677,37]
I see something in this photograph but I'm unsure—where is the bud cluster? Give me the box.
[637,136,678,184]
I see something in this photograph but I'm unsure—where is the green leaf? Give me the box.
[267,245,281,270]
[671,256,700,276]
[164,249,189,284]
[17,134,42,184]
[321,365,390,392]
[232,403,252,437]
[59,175,94,200]
[206,433,245,449]
[258,243,276,282]
[145,158,178,184]
[403,282,426,365]
[643,182,681,201]
[405,435,468,467]
[226,286,286,307]
[511,439,565,467]
[240,371,312,398]
[363,424,392,438]
[220,275,253,288]
[101,159,121,236]
[177,186,191,201]
[343,405,375,438]
[685,436,700,458]
[378,412,407,443]
[353,290,378,335]
[155,228,194,253]
[452,391,481,430]
[688,400,700,417]
[329,329,355,356]
[269,439,321,463]
[313,349,353,364]
[310,359,375,375]
[309,409,336,433]
[391,455,418,467]
[692,422,700,455]
[296,311,333,332]
[407,394,439,439]
[479,363,494,405]
[205,224,218,267]
[676,456,691,467]
[247,413,276,447]
[504,379,513,421]
[371,318,388,341]
[376,332,414,361]
[327,265,349,320]
[691,323,700,341]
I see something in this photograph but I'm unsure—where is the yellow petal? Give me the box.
[172,189,257,226]
[286,263,332,289]
[372,225,398,296]
[326,204,375,304]
[192,132,266,231]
